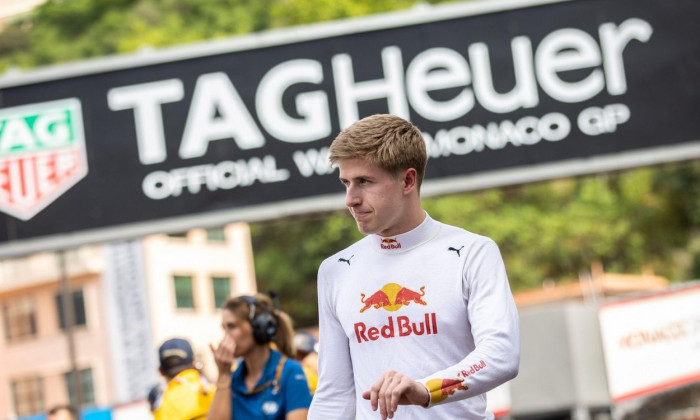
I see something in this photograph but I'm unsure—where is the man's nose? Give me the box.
[345,184,361,207]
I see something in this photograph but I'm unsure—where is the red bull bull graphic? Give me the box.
[359,283,426,313]
[380,238,402,250]
[359,289,391,313]
[395,285,427,307]
[425,377,469,403]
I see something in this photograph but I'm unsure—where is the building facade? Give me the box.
[0,223,256,420]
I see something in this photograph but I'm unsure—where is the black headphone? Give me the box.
[239,296,278,344]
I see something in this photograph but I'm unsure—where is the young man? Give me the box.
[308,114,520,420]
[151,337,214,420]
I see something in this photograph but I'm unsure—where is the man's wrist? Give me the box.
[416,380,431,408]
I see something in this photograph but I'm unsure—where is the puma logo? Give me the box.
[448,246,464,257]
[338,255,354,265]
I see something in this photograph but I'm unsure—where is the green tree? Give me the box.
[251,211,363,327]
[423,163,700,291]
[0,0,456,71]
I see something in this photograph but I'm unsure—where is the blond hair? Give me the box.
[329,114,427,189]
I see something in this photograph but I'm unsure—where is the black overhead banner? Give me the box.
[0,0,699,256]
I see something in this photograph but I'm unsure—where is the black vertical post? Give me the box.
[57,249,83,409]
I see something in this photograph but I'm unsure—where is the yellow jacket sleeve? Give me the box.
[152,369,215,420]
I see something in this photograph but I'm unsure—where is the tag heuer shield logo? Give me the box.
[0,98,87,221]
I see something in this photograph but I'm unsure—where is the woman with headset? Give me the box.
[208,293,312,420]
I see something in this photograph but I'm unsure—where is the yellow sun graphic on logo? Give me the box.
[379,283,403,312]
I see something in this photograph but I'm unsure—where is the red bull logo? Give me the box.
[458,360,487,380]
[425,377,469,403]
[380,238,402,249]
[354,313,438,343]
[360,283,426,313]
[355,284,434,343]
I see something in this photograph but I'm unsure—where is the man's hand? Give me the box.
[362,370,430,419]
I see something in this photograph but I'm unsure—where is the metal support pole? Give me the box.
[57,249,83,409]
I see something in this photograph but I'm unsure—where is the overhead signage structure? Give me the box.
[0,0,699,257]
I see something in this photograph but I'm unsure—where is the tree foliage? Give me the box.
[251,211,363,327]
[0,0,452,71]
[424,164,700,290]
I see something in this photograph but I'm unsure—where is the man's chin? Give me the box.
[356,223,379,235]
[354,220,369,234]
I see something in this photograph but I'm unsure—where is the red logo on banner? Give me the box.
[0,99,87,221]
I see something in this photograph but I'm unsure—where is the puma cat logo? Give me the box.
[448,246,464,257]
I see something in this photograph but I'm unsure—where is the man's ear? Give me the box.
[402,168,418,194]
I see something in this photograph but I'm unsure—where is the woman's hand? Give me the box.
[207,336,235,420]
[210,334,236,381]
